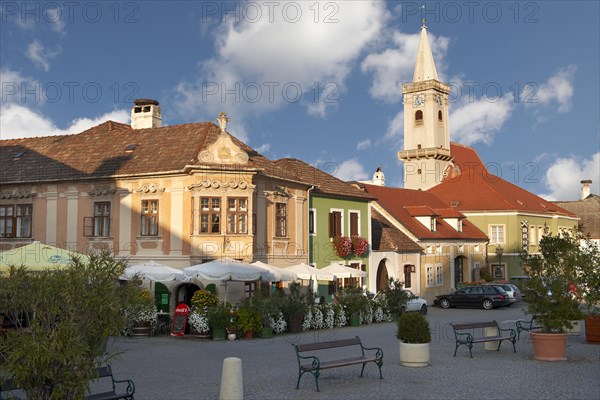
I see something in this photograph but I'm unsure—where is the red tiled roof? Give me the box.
[404,206,439,217]
[426,143,576,218]
[363,184,488,240]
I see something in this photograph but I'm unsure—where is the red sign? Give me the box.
[170,303,189,337]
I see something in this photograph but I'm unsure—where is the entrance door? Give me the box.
[376,260,389,293]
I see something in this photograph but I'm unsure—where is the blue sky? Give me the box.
[1,1,598,201]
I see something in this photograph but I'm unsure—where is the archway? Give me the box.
[376,259,389,293]
[175,283,201,306]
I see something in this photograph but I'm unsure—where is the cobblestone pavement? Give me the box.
[107,304,600,400]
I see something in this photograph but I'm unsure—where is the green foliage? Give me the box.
[572,228,600,315]
[335,286,369,318]
[396,312,431,343]
[206,302,232,329]
[190,289,219,314]
[278,282,308,322]
[235,306,262,333]
[522,228,586,333]
[122,289,158,335]
[0,251,144,399]
[380,278,409,317]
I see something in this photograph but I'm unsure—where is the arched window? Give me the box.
[438,110,443,121]
[415,110,423,124]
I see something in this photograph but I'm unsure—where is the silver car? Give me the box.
[400,290,428,315]
[484,283,521,305]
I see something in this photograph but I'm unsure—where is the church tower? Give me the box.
[397,23,453,190]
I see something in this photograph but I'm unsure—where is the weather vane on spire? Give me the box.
[420,3,426,27]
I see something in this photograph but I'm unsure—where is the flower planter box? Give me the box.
[131,325,152,337]
[261,327,273,339]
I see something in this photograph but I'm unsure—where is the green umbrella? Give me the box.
[0,241,89,273]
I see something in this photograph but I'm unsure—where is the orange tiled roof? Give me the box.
[363,184,488,241]
[426,143,576,218]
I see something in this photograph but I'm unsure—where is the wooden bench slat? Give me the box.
[296,337,361,352]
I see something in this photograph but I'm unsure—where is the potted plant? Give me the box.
[380,278,409,321]
[206,302,232,341]
[236,306,262,339]
[124,289,158,337]
[572,228,600,344]
[522,228,585,360]
[279,282,308,333]
[188,310,210,338]
[335,286,368,326]
[396,312,431,367]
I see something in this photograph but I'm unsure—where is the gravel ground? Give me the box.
[107,304,600,400]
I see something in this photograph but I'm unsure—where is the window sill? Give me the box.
[137,236,163,240]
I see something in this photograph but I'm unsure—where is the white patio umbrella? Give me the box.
[284,263,335,281]
[121,260,189,282]
[320,263,367,279]
[183,260,273,301]
[251,261,298,281]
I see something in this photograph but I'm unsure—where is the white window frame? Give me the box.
[529,225,536,245]
[489,224,505,245]
[426,264,434,288]
[435,263,443,287]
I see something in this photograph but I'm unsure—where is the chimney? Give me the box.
[581,179,592,200]
[131,99,162,129]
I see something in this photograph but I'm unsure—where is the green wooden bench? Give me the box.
[292,336,383,391]
[451,321,517,358]
[516,317,542,340]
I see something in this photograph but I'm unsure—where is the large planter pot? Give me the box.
[530,332,568,361]
[288,315,303,333]
[211,327,226,341]
[131,324,152,337]
[349,316,361,327]
[585,315,600,344]
[261,327,273,339]
[399,341,430,367]
[243,330,254,339]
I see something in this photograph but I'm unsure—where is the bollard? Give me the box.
[219,357,243,400]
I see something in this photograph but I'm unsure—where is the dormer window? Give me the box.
[430,218,436,231]
[457,219,462,232]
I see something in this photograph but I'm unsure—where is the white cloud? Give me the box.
[334,158,369,182]
[174,1,388,124]
[255,143,271,154]
[450,95,514,145]
[0,103,129,140]
[523,65,576,114]
[356,139,371,150]
[361,29,450,103]
[383,110,404,145]
[47,7,66,34]
[539,152,600,201]
[26,40,61,72]
[0,68,30,103]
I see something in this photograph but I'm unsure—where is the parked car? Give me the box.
[372,290,428,315]
[482,283,522,305]
[433,285,510,310]
[400,290,428,315]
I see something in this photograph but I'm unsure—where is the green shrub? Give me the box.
[396,312,431,343]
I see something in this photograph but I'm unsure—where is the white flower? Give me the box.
[374,307,385,323]
[311,306,324,330]
[302,309,313,331]
[270,312,287,334]
[334,306,346,327]
[188,311,210,333]
[324,307,335,329]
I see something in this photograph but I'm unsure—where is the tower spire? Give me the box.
[412,24,439,82]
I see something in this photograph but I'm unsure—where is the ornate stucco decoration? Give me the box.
[135,184,166,194]
[88,186,117,197]
[198,112,249,165]
[187,179,253,191]
[0,189,37,200]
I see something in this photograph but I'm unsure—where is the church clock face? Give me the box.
[413,94,425,107]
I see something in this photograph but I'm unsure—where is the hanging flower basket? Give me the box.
[333,235,352,259]
[352,235,369,258]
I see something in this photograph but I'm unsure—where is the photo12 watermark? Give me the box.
[1,1,140,25]
[400,1,540,24]
[200,1,340,24]
[2,80,139,104]
[200,81,339,104]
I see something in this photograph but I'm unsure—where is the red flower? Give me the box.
[333,236,352,259]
